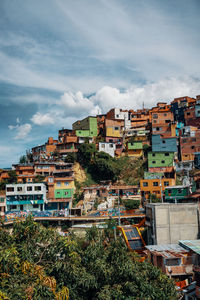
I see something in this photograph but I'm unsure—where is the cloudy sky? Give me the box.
[0,0,200,167]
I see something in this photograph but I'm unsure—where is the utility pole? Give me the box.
[118,187,121,226]
[160,176,163,203]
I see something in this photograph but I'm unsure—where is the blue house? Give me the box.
[152,135,177,153]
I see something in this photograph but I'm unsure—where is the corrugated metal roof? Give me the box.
[146,244,185,252]
[179,240,200,255]
[146,244,189,258]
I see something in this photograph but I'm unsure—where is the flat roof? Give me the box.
[165,185,189,189]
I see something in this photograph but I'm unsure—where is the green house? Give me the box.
[128,141,143,150]
[164,184,196,202]
[148,152,174,169]
[73,117,98,137]
[55,188,74,199]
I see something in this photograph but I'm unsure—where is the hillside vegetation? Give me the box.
[72,144,145,187]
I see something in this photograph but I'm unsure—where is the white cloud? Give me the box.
[29,76,200,129]
[31,112,55,125]
[14,124,32,140]
[9,122,32,140]
[92,77,200,112]
[59,91,101,116]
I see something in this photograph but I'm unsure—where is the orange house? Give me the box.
[140,178,176,199]
[13,164,35,183]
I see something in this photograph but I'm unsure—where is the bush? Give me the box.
[123,199,140,210]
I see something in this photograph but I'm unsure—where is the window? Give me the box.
[57,182,61,187]
[48,177,53,183]
[165,153,169,156]
[10,205,17,209]
[152,161,156,164]
[91,131,93,134]
[165,120,170,123]
[164,181,169,186]
[7,187,14,192]
[191,146,195,149]
[109,144,113,148]
[192,138,196,142]
[153,114,158,119]
[64,182,69,186]
[152,153,155,157]
[156,127,160,131]
[34,186,41,191]
[161,160,165,163]
[114,127,119,130]
[167,189,172,194]
[164,113,167,116]
[101,144,105,148]
[178,189,182,194]
[153,182,158,186]
[166,258,181,266]
[116,114,119,118]
[187,112,190,116]
[143,182,148,187]
[182,139,187,143]
[64,191,68,195]
[33,204,39,208]
[17,187,22,192]
[153,120,157,123]
[27,186,32,191]
[162,140,166,144]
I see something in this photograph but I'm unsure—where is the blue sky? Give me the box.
[0,0,200,167]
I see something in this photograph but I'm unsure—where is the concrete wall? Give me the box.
[99,142,116,157]
[146,203,199,245]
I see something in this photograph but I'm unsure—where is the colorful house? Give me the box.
[179,128,200,161]
[164,184,196,203]
[72,116,98,138]
[32,137,58,162]
[152,135,177,153]
[126,141,143,157]
[140,177,175,200]
[46,163,74,210]
[148,152,174,172]
[106,108,131,129]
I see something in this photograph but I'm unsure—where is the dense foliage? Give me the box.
[0,217,177,299]
[0,170,17,191]
[123,199,140,210]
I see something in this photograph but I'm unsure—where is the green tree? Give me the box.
[33,174,45,183]
[0,217,177,300]
[123,199,140,210]
[19,155,28,164]
[77,143,96,167]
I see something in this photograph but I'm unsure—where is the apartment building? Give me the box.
[32,137,58,162]
[6,183,46,212]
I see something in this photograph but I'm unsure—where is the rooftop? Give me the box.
[146,244,189,258]
[179,240,200,255]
